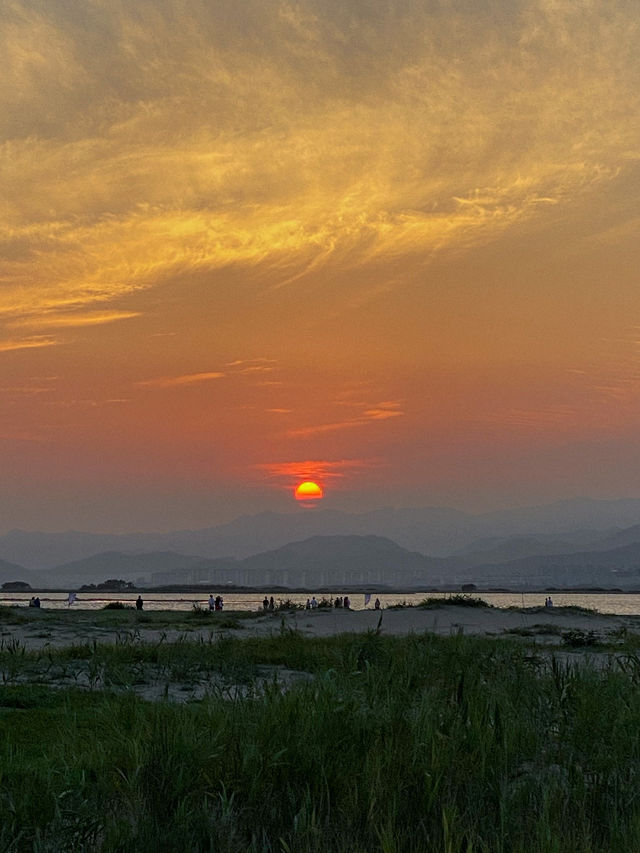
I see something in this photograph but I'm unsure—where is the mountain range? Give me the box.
[3,497,640,570]
[1,497,640,590]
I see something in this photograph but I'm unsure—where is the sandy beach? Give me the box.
[3,603,640,651]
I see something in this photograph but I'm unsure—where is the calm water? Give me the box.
[4,591,640,615]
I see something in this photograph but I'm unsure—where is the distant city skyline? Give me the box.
[2,1,639,532]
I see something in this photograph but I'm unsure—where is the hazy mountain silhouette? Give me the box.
[38,536,446,589]
[461,541,640,588]
[29,527,640,590]
[3,497,640,570]
[0,558,43,588]
[592,523,640,550]
[235,535,450,588]
[40,551,206,588]
[452,529,620,565]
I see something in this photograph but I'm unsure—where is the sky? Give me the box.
[2,0,640,532]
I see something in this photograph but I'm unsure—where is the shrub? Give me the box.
[419,594,490,609]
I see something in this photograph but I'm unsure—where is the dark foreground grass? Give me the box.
[2,632,640,851]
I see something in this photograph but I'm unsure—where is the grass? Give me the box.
[1,603,251,633]
[2,627,640,850]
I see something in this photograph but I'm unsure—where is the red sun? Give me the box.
[294,481,323,505]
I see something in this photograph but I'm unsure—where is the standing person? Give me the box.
[343,595,350,610]
[136,595,143,611]
[263,596,269,610]
[374,598,381,610]
[209,594,215,611]
[305,598,311,610]
[310,596,318,609]
[269,596,275,611]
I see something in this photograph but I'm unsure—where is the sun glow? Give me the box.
[294,481,324,504]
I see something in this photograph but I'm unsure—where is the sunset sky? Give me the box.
[2,0,640,532]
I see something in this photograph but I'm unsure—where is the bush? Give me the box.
[419,594,490,609]
[562,629,600,647]
[276,599,305,611]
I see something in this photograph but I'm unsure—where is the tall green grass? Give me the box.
[1,632,640,851]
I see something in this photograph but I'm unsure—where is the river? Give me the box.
[4,590,640,615]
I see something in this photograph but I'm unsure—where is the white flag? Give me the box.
[67,592,76,606]
[364,593,371,606]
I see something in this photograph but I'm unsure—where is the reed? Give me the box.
[1,632,640,851]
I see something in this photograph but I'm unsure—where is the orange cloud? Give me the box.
[137,372,225,388]
[256,458,376,487]
[9,310,141,330]
[2,0,637,330]
[287,400,404,437]
[0,336,59,352]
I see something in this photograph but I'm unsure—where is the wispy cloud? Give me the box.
[9,310,141,330]
[137,371,225,388]
[363,401,404,421]
[226,358,277,375]
[287,420,363,438]
[136,358,280,389]
[0,336,59,353]
[256,458,377,487]
[287,400,404,437]
[1,0,638,324]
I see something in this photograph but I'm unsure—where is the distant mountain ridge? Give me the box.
[0,558,44,588]
[2,498,640,591]
[2,497,640,570]
[463,541,640,588]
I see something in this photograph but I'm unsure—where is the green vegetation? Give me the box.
[2,625,640,851]
[419,594,491,608]
[0,604,255,632]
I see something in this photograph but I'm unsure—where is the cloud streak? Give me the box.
[0,336,59,353]
[287,400,404,437]
[2,0,638,325]
[256,458,377,488]
[137,371,225,388]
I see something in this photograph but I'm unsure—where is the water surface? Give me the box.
[3,591,640,615]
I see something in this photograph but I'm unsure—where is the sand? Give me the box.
[2,603,639,651]
[253,603,640,642]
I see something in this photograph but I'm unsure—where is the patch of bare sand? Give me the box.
[245,605,640,641]
[3,605,640,651]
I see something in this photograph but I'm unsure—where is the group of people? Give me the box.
[262,596,276,611]
[28,596,41,608]
[301,595,353,610]
[544,596,554,607]
[208,594,224,611]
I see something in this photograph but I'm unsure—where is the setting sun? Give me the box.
[294,481,324,504]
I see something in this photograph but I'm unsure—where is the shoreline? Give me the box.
[4,585,640,595]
